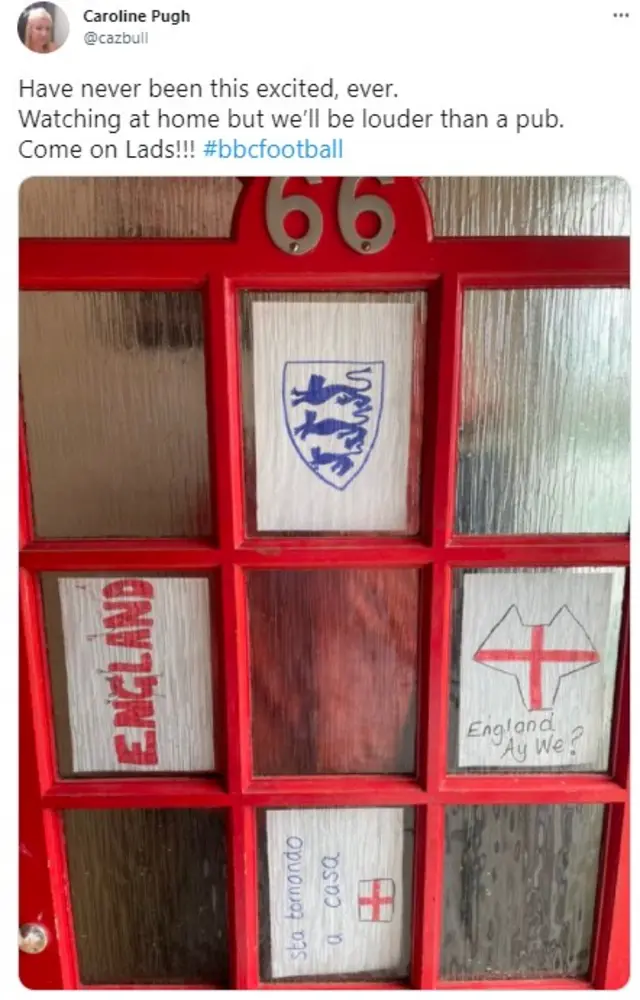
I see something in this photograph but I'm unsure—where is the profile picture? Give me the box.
[18,2,69,53]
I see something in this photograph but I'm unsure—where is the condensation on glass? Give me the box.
[258,807,414,982]
[64,809,229,985]
[440,804,604,979]
[456,288,631,535]
[19,177,241,237]
[448,567,625,774]
[20,291,211,538]
[40,573,217,777]
[422,176,630,236]
[241,292,426,534]
[248,569,420,775]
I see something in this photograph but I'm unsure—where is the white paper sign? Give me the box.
[252,297,419,532]
[266,807,408,979]
[458,570,624,770]
[58,577,215,773]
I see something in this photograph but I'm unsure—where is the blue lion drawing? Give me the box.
[290,367,373,415]
[309,447,356,476]
[283,362,384,490]
[293,410,369,452]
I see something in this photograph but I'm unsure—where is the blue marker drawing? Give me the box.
[282,361,385,491]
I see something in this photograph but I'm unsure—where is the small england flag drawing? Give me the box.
[357,878,396,923]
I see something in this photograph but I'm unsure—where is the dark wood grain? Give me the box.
[248,569,420,775]
[64,809,229,985]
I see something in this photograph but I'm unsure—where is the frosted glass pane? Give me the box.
[20,291,211,538]
[441,804,604,979]
[241,292,426,534]
[457,288,630,535]
[423,177,630,236]
[65,809,228,985]
[449,567,625,773]
[41,573,216,777]
[248,569,419,775]
[20,177,240,237]
[259,807,414,982]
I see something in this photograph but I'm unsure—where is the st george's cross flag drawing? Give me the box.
[457,570,623,770]
[473,604,600,713]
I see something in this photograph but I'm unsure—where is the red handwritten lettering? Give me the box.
[114,731,158,766]
[113,699,156,728]
[108,675,158,699]
[102,579,159,768]
[106,629,152,649]
[108,653,153,673]
[103,579,154,599]
[103,600,153,629]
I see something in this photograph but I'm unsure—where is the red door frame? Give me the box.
[19,178,630,990]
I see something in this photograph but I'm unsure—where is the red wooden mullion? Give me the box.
[42,778,229,810]
[19,236,630,289]
[438,775,626,804]
[413,271,462,988]
[259,982,408,990]
[590,803,629,989]
[206,273,257,987]
[82,987,213,991]
[20,567,81,987]
[19,570,59,798]
[41,810,81,987]
[19,624,63,990]
[444,536,629,567]
[19,539,222,571]
[607,575,630,790]
[435,978,592,990]
[40,771,626,811]
[590,575,630,989]
[19,535,629,574]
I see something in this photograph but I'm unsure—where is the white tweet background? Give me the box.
[1,1,638,996]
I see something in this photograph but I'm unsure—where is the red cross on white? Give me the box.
[473,605,600,711]
[358,878,395,923]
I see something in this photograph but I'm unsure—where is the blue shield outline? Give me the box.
[282,360,385,491]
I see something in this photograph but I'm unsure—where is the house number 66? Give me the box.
[265,177,395,255]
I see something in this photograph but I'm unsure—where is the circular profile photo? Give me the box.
[18,3,69,53]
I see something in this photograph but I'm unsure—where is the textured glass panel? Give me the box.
[241,292,426,534]
[448,568,625,773]
[20,291,211,537]
[441,804,604,979]
[248,569,420,775]
[457,288,630,534]
[41,573,217,776]
[19,177,240,236]
[423,177,630,236]
[258,807,414,982]
[64,809,228,985]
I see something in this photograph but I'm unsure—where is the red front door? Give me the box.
[19,176,630,989]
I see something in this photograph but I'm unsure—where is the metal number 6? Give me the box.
[337,178,395,254]
[266,177,323,255]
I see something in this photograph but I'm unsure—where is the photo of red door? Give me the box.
[19,176,630,989]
